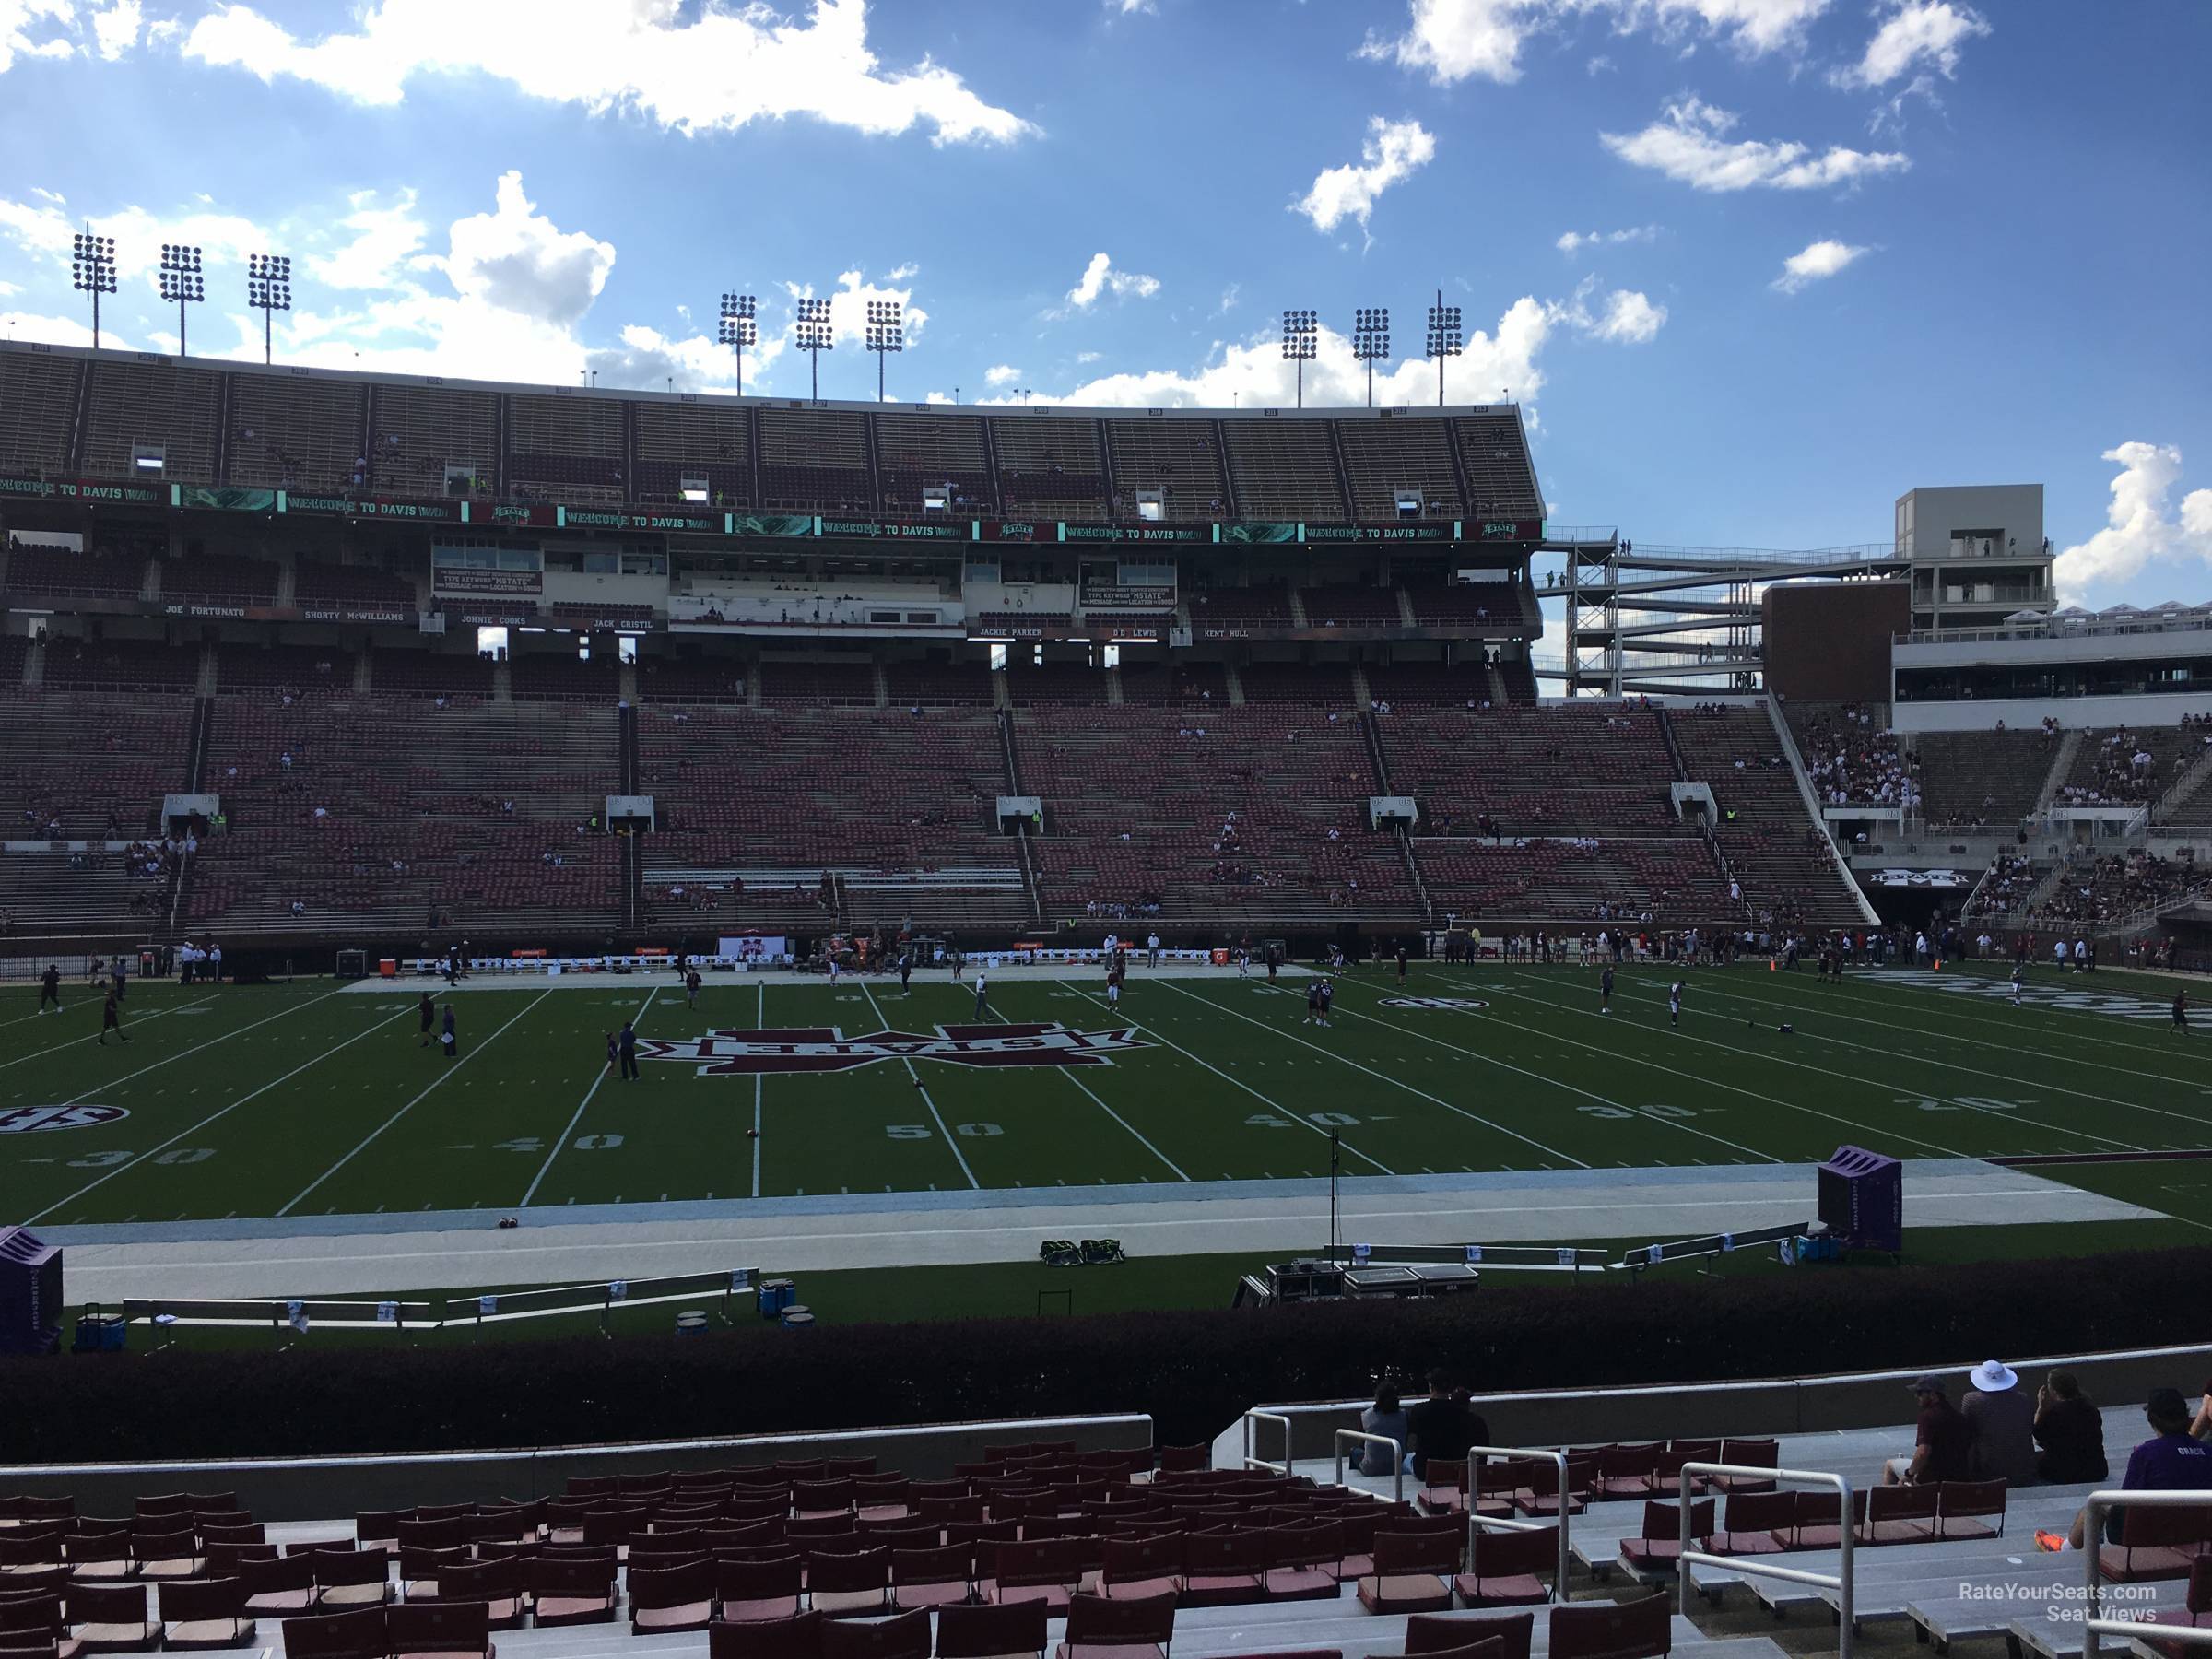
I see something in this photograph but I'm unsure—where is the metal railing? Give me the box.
[1467,1446,1571,1594]
[1331,1430,1404,1503]
[1241,1410,1292,1477]
[2080,1490,2212,1658]
[1677,1463,1854,1659]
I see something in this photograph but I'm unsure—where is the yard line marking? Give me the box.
[24,1001,416,1227]
[22,990,343,1109]
[1061,983,1393,1174]
[1464,972,1984,1159]
[519,986,661,1207]
[1001,990,1188,1181]
[0,995,221,1070]
[752,982,765,1200]
[1643,971,2212,1135]
[1493,970,2156,1156]
[276,990,554,1218]
[858,982,977,1190]
[1162,981,1590,1170]
[1819,969,2210,1066]
[1314,978,1783,1165]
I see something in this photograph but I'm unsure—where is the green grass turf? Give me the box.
[4,960,2211,1230]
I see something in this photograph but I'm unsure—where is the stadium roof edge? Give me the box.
[0,336,1528,425]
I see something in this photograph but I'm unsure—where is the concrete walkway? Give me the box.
[45,1159,2159,1300]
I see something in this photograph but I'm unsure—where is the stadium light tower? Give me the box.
[1280,308,1317,409]
[246,253,290,366]
[1351,307,1390,409]
[72,229,117,349]
[159,244,206,358]
[1424,288,1463,408]
[865,299,903,403]
[794,297,835,400]
[718,292,757,395]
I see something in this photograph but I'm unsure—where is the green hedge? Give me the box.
[7,1243,2210,1464]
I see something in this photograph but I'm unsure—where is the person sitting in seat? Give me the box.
[1963,1359,2041,1487]
[2033,1370,2108,1485]
[1884,1374,1973,1487]
[2049,1388,2212,1550]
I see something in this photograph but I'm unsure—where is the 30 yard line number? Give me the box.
[65,1147,216,1168]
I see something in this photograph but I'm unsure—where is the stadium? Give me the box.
[5,5,2212,1659]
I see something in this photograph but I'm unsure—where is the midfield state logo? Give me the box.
[631,1022,1152,1077]
[0,1104,129,1134]
[1379,996,1491,1011]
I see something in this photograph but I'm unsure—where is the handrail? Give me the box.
[1466,1445,1570,1594]
[2081,1489,2212,1658]
[1677,1462,1853,1659]
[1241,1410,1291,1477]
[1331,1430,1404,1504]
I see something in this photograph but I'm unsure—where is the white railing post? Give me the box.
[2081,1490,2212,1659]
[1677,1462,1853,1659]
[1331,1430,1404,1504]
[1462,1445,1570,1597]
[1241,1411,1292,1477]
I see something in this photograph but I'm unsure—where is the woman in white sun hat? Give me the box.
[1962,1359,2040,1487]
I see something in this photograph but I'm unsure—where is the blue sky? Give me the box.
[1,0,2208,613]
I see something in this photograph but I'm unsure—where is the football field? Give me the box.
[6,958,2212,1240]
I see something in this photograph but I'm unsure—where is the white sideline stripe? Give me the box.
[1812,966,2209,1065]
[1066,982,1395,1175]
[25,1001,415,1227]
[751,982,764,1200]
[519,986,660,1208]
[1033,987,1190,1182]
[858,982,978,1190]
[1462,971,1985,1162]
[1486,971,2137,1160]
[1160,978,1591,1170]
[1639,971,2212,1138]
[0,994,220,1069]
[1597,975,2149,1155]
[276,991,554,1218]
[1289,975,1783,1166]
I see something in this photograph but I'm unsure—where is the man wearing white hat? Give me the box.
[1962,1359,2040,1487]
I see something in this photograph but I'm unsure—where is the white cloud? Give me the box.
[1548,276,1669,343]
[310,190,428,290]
[1061,252,1159,312]
[182,0,1035,147]
[1293,116,1436,235]
[0,187,281,296]
[1590,288,1667,342]
[1557,224,1661,253]
[0,309,134,349]
[436,171,614,329]
[1075,350,1102,364]
[884,262,919,281]
[1008,298,1554,412]
[1358,0,1828,87]
[0,0,75,73]
[983,363,1020,386]
[1601,95,1910,191]
[1217,281,1241,315]
[0,279,18,297]
[1834,0,1987,88]
[2053,443,2212,606]
[88,0,138,58]
[1771,237,1869,292]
